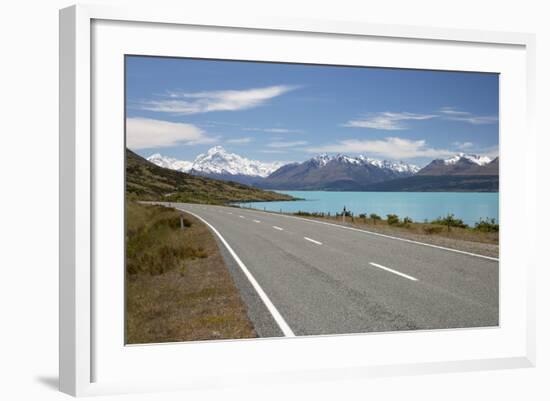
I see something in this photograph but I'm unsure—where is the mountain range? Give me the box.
[146,147,498,192]
[126,149,295,204]
[148,146,284,185]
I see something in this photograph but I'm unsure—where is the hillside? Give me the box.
[126,149,295,204]
[418,154,498,176]
[362,175,499,192]
[259,154,418,190]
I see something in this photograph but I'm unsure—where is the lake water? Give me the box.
[238,191,499,226]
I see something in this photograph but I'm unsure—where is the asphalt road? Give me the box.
[166,202,499,337]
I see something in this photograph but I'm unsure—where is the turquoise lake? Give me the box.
[238,191,499,226]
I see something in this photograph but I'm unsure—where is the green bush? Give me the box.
[431,214,468,231]
[370,213,381,224]
[474,218,499,232]
[403,216,413,225]
[386,214,400,225]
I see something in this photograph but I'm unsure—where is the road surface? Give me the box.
[164,202,499,337]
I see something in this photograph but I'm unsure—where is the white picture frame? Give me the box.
[59,4,536,397]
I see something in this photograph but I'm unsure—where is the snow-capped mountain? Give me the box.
[308,153,420,174]
[418,153,497,176]
[260,154,419,191]
[358,156,421,174]
[147,146,284,184]
[190,146,283,178]
[147,153,193,172]
[443,153,492,166]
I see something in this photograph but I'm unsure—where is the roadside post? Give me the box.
[343,206,346,223]
[180,213,185,230]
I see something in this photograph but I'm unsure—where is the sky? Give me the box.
[126,55,499,167]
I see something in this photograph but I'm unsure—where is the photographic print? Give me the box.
[125,56,499,344]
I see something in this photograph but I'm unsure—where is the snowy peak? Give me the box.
[192,146,283,177]
[306,154,420,174]
[147,146,283,178]
[418,153,497,176]
[146,153,193,172]
[443,153,491,166]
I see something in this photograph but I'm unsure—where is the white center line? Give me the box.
[239,215,245,219]
[369,262,418,281]
[272,226,284,231]
[253,219,261,223]
[227,212,233,215]
[304,237,323,245]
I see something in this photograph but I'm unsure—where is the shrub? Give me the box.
[431,214,468,231]
[294,211,325,217]
[387,214,400,225]
[403,216,413,225]
[370,213,381,224]
[359,213,367,219]
[474,218,499,232]
[423,225,444,235]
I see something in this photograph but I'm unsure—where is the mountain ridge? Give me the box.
[144,146,498,192]
[126,148,295,203]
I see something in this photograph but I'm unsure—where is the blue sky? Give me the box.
[126,55,499,167]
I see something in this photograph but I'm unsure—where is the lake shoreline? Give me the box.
[238,190,499,227]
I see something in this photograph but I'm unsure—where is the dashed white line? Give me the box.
[253,219,261,223]
[369,262,418,281]
[176,208,295,337]
[227,212,233,215]
[261,212,498,262]
[239,215,245,219]
[272,226,284,231]
[304,237,323,245]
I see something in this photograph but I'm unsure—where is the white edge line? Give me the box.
[304,237,323,245]
[369,262,418,281]
[272,226,284,231]
[177,208,295,337]
[257,211,499,262]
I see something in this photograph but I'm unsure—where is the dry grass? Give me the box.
[125,201,257,344]
[294,214,498,244]
[283,213,499,258]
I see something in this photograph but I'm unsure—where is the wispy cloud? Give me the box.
[440,107,498,125]
[243,127,303,134]
[226,137,253,144]
[137,85,299,115]
[126,118,216,149]
[306,137,454,160]
[453,141,474,150]
[268,140,308,148]
[343,112,437,131]
[260,149,288,154]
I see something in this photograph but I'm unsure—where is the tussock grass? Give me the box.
[125,201,257,344]
[290,212,499,246]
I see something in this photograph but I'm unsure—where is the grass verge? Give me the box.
[125,201,257,344]
[262,210,499,258]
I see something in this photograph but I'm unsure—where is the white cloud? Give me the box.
[306,137,455,160]
[453,141,474,150]
[243,127,302,134]
[126,118,216,149]
[268,140,308,148]
[138,85,299,115]
[226,137,253,144]
[343,112,437,131]
[440,107,498,125]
